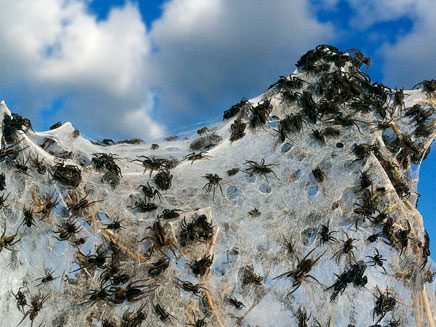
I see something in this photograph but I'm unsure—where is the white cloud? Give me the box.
[378,0,436,87]
[0,0,333,140]
[312,0,416,30]
[0,0,163,140]
[149,0,334,124]
[346,0,416,29]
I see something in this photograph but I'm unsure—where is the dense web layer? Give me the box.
[0,45,435,327]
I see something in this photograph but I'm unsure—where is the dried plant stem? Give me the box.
[196,227,224,327]
[168,222,187,261]
[423,286,435,327]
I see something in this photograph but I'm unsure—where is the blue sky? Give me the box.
[1,0,436,256]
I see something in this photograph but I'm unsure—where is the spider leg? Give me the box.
[8,234,23,246]
[1,222,6,238]
[263,173,269,183]
[273,269,295,280]
[288,282,302,295]
[218,184,224,197]
[17,310,31,326]
[129,280,150,288]
[129,293,149,302]
[306,274,322,285]
[5,246,19,252]
[270,170,280,180]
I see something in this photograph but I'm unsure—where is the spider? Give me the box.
[185,152,211,165]
[35,268,59,287]
[137,182,163,202]
[202,173,224,201]
[99,261,129,286]
[133,198,158,213]
[394,220,411,255]
[81,282,111,306]
[312,129,326,146]
[420,230,430,271]
[298,91,318,123]
[197,127,209,135]
[180,218,199,247]
[274,248,325,295]
[0,139,29,164]
[275,114,305,142]
[195,215,214,240]
[104,217,124,233]
[225,295,245,310]
[373,288,396,323]
[230,117,247,142]
[31,155,47,174]
[241,265,263,286]
[270,75,307,91]
[293,306,311,327]
[130,156,170,178]
[36,191,59,219]
[244,158,279,183]
[249,99,272,129]
[248,208,261,217]
[0,192,11,209]
[91,153,122,177]
[187,314,207,327]
[189,254,214,277]
[148,256,170,276]
[21,207,36,228]
[326,261,367,301]
[282,235,296,255]
[2,113,32,144]
[51,163,82,188]
[140,219,178,258]
[413,79,436,94]
[366,249,387,274]
[154,303,175,324]
[328,113,368,134]
[17,293,49,327]
[179,216,214,247]
[332,232,357,264]
[11,286,28,313]
[223,98,249,119]
[66,192,102,217]
[121,302,147,327]
[176,279,207,296]
[227,168,239,176]
[12,156,31,176]
[158,209,182,220]
[73,244,109,272]
[351,143,378,164]
[346,48,370,72]
[392,87,405,113]
[318,224,339,245]
[154,169,173,190]
[312,167,327,182]
[108,280,155,304]
[360,170,372,189]
[52,218,82,241]
[0,221,22,252]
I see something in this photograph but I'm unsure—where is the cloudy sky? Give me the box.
[2,0,436,141]
[1,0,436,252]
